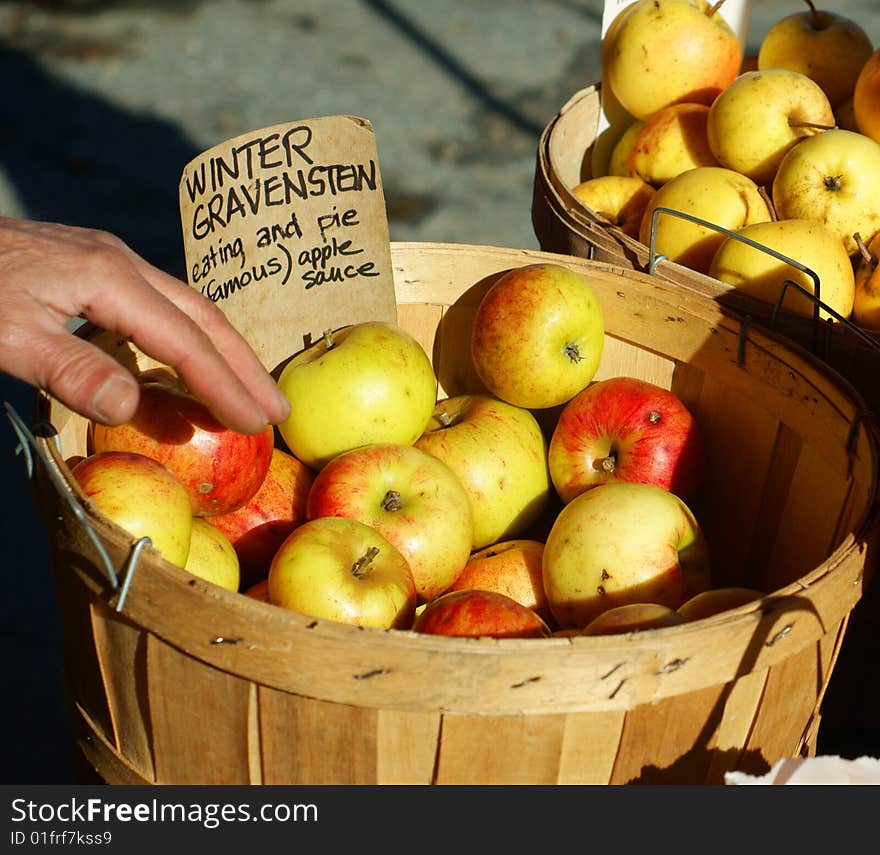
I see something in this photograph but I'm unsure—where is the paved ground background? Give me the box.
[2,0,880,784]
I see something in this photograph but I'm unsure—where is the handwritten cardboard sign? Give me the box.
[178,115,398,374]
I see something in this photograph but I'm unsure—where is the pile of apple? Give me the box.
[574,0,880,329]
[70,261,764,640]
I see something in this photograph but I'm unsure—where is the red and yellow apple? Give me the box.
[854,48,880,143]
[414,394,552,549]
[185,517,240,593]
[603,0,742,121]
[581,603,685,635]
[267,516,416,629]
[542,481,711,629]
[206,447,314,588]
[471,263,605,410]
[756,0,874,108]
[706,68,836,187]
[91,379,273,517]
[276,321,438,470]
[306,442,473,602]
[411,589,550,639]
[446,539,551,624]
[71,450,193,567]
[548,376,706,503]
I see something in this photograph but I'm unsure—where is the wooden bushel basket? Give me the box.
[531,83,880,418]
[20,241,880,785]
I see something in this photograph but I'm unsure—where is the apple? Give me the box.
[243,578,270,602]
[638,166,773,275]
[854,48,880,144]
[756,0,874,108]
[268,516,416,629]
[185,517,240,593]
[677,586,764,621]
[708,218,856,321]
[414,394,552,549]
[470,263,605,410]
[542,481,711,629]
[626,102,719,187]
[276,320,438,470]
[91,379,274,517]
[446,539,551,624]
[71,450,193,567]
[580,603,685,635]
[603,0,742,121]
[607,119,645,178]
[706,68,836,187]
[771,128,880,257]
[853,231,880,331]
[571,175,656,240]
[835,96,859,133]
[548,376,706,504]
[306,442,473,602]
[206,447,315,588]
[411,589,550,639]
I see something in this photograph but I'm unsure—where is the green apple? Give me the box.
[470,263,604,410]
[276,321,438,470]
[706,68,836,187]
[708,218,856,321]
[771,128,880,257]
[71,450,193,567]
[542,481,711,629]
[185,517,240,592]
[267,516,417,629]
[638,166,773,275]
[306,442,473,602]
[414,393,552,549]
[757,0,874,109]
[603,0,742,121]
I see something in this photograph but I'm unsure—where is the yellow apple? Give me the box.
[627,102,719,187]
[581,603,685,635]
[470,263,605,410]
[854,48,880,144]
[853,231,880,331]
[756,0,874,108]
[571,175,656,240]
[276,321,437,470]
[185,517,240,593]
[771,129,880,256]
[677,586,763,621]
[706,68,836,187]
[603,0,742,121]
[542,481,711,629]
[638,166,773,275]
[708,218,855,321]
[607,119,645,177]
[71,451,193,567]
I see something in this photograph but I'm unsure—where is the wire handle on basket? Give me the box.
[3,401,149,612]
[645,206,880,359]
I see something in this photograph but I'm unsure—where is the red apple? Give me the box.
[206,447,315,588]
[306,443,474,602]
[268,516,416,629]
[91,380,274,517]
[411,589,550,638]
[446,539,552,625]
[548,376,706,504]
[71,450,193,567]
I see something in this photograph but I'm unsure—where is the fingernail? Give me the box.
[274,388,291,421]
[92,374,139,424]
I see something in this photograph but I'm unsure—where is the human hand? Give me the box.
[0,216,290,434]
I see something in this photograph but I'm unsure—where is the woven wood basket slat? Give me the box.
[26,241,880,785]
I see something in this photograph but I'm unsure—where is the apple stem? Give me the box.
[788,120,836,132]
[706,0,727,18]
[436,411,453,428]
[758,186,779,222]
[565,342,584,364]
[323,328,335,349]
[351,546,380,579]
[854,232,875,266]
[803,0,820,29]
[382,489,403,512]
[593,454,616,474]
